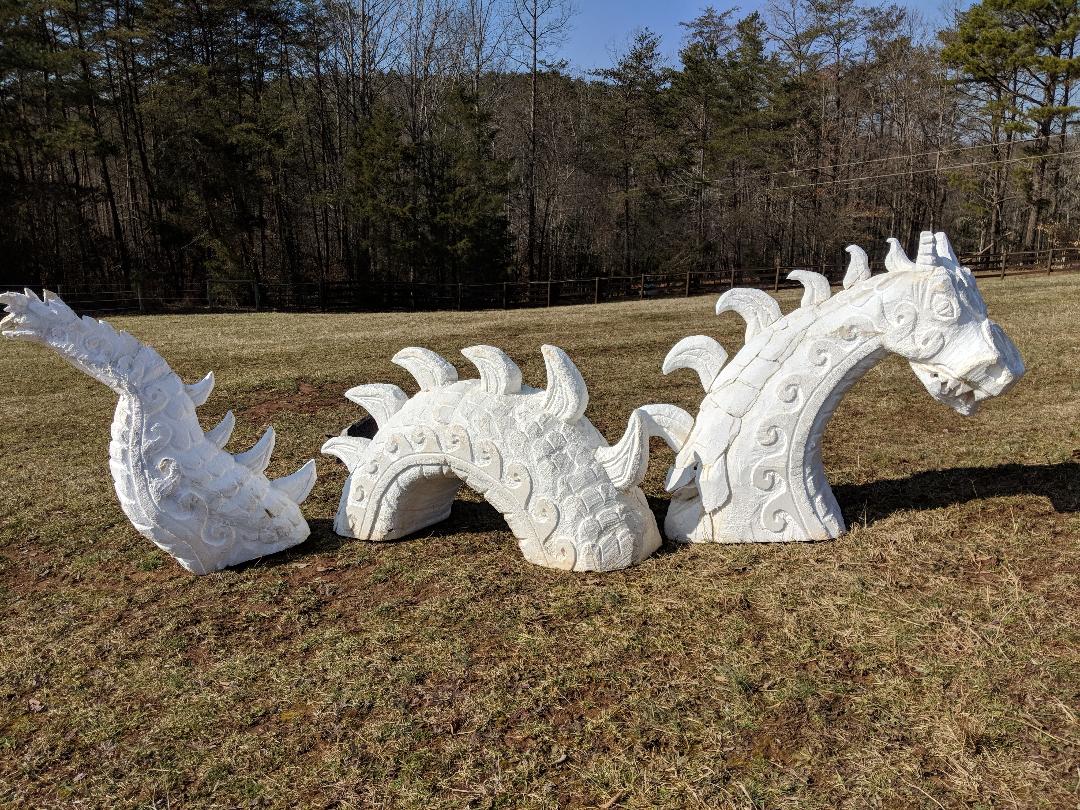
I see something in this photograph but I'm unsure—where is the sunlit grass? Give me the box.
[1,275,1077,807]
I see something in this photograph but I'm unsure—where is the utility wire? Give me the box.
[767,148,1080,191]
[552,138,1077,199]
[712,132,1055,185]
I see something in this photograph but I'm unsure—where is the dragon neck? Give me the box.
[730,296,891,540]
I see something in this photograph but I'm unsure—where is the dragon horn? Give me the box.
[915,231,938,268]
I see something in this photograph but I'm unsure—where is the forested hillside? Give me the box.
[1,0,1077,294]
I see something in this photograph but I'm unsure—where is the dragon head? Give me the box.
[876,232,1024,417]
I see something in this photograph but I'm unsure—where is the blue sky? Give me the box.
[559,0,968,72]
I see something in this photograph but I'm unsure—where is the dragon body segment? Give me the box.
[1,290,316,574]
[663,231,1025,544]
[324,345,690,572]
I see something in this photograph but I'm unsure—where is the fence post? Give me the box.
[1047,248,1054,275]
[594,276,600,304]
[457,282,462,310]
[503,281,509,309]
[999,252,1007,280]
[640,273,645,299]
[773,255,781,292]
[684,271,691,297]
[135,281,144,314]
[253,279,260,310]
[206,279,212,309]
[546,279,552,307]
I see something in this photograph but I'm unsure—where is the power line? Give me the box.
[553,137,1077,199]
[709,132,1054,185]
[767,148,1080,191]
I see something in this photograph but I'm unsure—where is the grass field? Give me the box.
[1,274,1078,808]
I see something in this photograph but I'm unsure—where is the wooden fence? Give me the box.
[6,247,1080,316]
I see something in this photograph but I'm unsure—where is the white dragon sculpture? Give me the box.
[660,231,1025,544]
[2,230,1026,575]
[322,345,691,572]
[0,289,316,574]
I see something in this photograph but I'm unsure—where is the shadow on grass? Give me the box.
[247,462,1078,571]
[835,461,1080,526]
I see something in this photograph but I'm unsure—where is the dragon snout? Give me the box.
[910,320,1024,415]
[963,321,1024,397]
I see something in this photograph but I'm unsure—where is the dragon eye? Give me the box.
[930,290,958,321]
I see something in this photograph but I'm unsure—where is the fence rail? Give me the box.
[6,247,1080,316]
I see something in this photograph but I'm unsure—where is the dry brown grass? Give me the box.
[1,275,1077,808]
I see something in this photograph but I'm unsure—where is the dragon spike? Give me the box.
[639,403,694,452]
[884,237,916,273]
[662,335,728,391]
[344,384,408,426]
[843,245,871,288]
[234,426,276,474]
[23,288,40,301]
[715,288,783,344]
[935,232,960,268]
[595,409,650,491]
[42,289,61,303]
[665,449,699,492]
[205,410,236,449]
[540,345,588,422]
[787,270,832,307]
[461,345,523,394]
[391,347,458,391]
[185,371,215,407]
[595,403,697,492]
[321,435,370,473]
[272,459,317,505]
[914,231,939,268]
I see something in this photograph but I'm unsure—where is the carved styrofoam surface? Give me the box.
[1,290,316,574]
[324,345,690,572]
[663,231,1025,544]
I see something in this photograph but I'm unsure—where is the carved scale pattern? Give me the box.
[325,346,691,572]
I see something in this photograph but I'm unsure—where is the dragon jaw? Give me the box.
[908,322,1024,417]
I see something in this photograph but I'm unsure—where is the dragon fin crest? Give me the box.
[715,288,782,344]
[540,345,588,422]
[662,335,727,391]
[272,459,317,504]
[392,347,457,391]
[787,270,832,307]
[461,345,523,394]
[205,410,236,449]
[234,426,276,474]
[345,384,408,426]
[186,372,215,407]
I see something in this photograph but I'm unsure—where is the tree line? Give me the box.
[1,0,1077,297]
